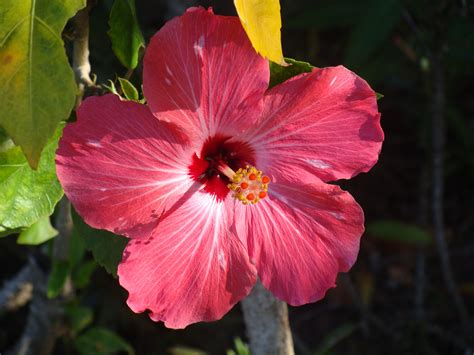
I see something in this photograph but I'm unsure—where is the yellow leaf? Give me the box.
[234,0,286,65]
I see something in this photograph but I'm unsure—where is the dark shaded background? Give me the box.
[1,0,473,354]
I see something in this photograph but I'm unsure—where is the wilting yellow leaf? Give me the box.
[234,0,286,65]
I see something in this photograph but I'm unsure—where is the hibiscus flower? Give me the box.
[56,7,383,329]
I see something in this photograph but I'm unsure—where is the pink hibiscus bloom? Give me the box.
[56,7,383,328]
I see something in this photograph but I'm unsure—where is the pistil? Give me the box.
[216,161,271,205]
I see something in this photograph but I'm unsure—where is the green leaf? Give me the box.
[118,77,139,101]
[445,17,474,75]
[75,327,135,355]
[376,92,384,100]
[226,338,250,355]
[0,136,15,154]
[0,126,9,145]
[170,346,207,355]
[0,0,85,168]
[103,79,119,95]
[108,0,144,69]
[344,0,402,68]
[47,224,87,298]
[269,57,314,88]
[0,124,64,233]
[17,215,58,245]
[72,260,97,289]
[233,338,250,355]
[314,323,358,355]
[65,304,94,336]
[69,226,87,267]
[72,209,128,276]
[0,227,22,238]
[287,0,366,30]
[47,259,70,298]
[366,220,432,246]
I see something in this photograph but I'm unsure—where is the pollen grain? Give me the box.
[228,165,271,205]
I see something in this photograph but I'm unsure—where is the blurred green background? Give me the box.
[1,0,473,354]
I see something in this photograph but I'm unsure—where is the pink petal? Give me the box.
[234,181,364,305]
[247,66,383,182]
[56,94,194,239]
[143,7,269,140]
[118,192,257,329]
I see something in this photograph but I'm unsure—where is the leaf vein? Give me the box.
[0,16,28,48]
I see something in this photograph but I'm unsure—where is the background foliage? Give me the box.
[1,0,473,354]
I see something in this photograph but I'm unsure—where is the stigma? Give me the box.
[227,165,270,205]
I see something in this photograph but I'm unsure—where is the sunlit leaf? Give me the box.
[108,0,145,69]
[226,338,250,355]
[0,0,85,168]
[103,79,119,95]
[118,77,139,101]
[75,327,135,355]
[234,0,285,65]
[0,228,22,238]
[0,124,64,233]
[269,57,314,88]
[17,215,58,245]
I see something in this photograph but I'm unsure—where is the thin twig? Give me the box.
[414,250,426,321]
[6,198,74,355]
[123,68,134,81]
[52,197,74,298]
[415,166,429,321]
[431,49,469,327]
[339,274,370,336]
[5,264,61,355]
[0,258,39,316]
[427,324,472,353]
[241,281,295,355]
[401,9,431,58]
[72,0,96,107]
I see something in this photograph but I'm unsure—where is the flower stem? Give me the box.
[72,0,96,107]
[241,281,295,355]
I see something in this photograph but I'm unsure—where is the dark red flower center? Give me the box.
[189,135,256,200]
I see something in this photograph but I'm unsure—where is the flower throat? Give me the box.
[188,135,270,204]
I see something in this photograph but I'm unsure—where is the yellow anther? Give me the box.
[227,165,271,205]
